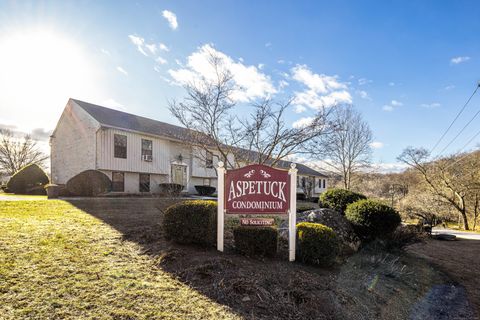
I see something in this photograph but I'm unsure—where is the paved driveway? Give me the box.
[432,228,480,240]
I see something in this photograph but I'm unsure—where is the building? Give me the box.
[50,99,328,196]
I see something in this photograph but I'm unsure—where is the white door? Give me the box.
[171,164,187,187]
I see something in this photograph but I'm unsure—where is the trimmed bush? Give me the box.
[66,170,111,196]
[195,185,216,196]
[159,183,184,196]
[7,164,49,194]
[345,199,401,241]
[319,188,366,214]
[297,222,339,266]
[297,204,316,213]
[163,200,217,246]
[233,226,278,257]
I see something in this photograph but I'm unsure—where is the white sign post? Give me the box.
[288,163,297,262]
[217,161,225,252]
[217,161,297,262]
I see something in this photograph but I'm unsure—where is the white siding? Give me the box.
[50,100,100,184]
[96,128,170,174]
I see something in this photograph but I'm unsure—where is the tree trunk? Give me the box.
[460,197,469,230]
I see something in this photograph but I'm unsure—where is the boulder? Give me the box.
[280,208,360,255]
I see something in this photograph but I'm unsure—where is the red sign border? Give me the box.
[224,164,291,215]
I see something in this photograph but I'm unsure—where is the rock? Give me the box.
[280,208,361,255]
[242,296,251,302]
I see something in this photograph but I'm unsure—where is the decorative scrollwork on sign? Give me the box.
[244,170,255,178]
[260,170,271,178]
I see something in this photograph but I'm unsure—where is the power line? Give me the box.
[436,105,480,156]
[442,128,480,172]
[429,83,479,154]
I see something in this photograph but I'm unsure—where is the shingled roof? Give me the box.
[72,99,328,178]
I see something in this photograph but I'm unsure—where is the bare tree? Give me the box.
[310,105,372,190]
[397,147,480,230]
[0,129,48,176]
[169,50,334,169]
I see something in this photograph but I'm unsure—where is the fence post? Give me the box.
[288,163,297,261]
[217,161,225,252]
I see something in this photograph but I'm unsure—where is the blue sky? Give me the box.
[0,0,479,171]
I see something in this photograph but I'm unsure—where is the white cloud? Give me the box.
[116,66,128,76]
[383,100,402,111]
[450,56,470,64]
[371,162,408,173]
[128,35,148,56]
[357,90,370,100]
[420,102,441,109]
[103,98,126,111]
[358,78,372,86]
[155,56,167,65]
[391,100,403,107]
[278,80,289,89]
[159,43,169,52]
[444,84,455,90]
[100,48,111,56]
[277,59,285,64]
[162,10,178,30]
[382,105,394,112]
[370,141,384,149]
[258,63,264,69]
[291,64,351,110]
[388,82,395,86]
[292,117,314,128]
[294,105,307,113]
[128,34,169,68]
[265,42,272,48]
[145,43,157,55]
[168,44,276,102]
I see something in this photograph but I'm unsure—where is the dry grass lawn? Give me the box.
[0,200,239,320]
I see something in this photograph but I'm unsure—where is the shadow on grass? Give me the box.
[65,198,342,320]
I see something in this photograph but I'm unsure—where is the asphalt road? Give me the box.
[432,228,480,240]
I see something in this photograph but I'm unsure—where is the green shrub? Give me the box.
[194,185,216,196]
[297,204,316,213]
[296,222,339,266]
[233,226,278,257]
[319,188,366,214]
[345,199,401,240]
[66,170,111,196]
[7,164,49,194]
[163,200,217,246]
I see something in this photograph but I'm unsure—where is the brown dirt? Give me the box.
[66,198,473,320]
[408,239,480,318]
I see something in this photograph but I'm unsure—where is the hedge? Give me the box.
[66,170,111,196]
[195,185,216,196]
[233,226,278,257]
[297,204,316,213]
[345,199,401,240]
[7,164,49,194]
[319,188,366,214]
[163,200,217,246]
[297,222,339,266]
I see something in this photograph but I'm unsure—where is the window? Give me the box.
[318,178,322,188]
[112,172,124,192]
[141,139,153,161]
[206,151,213,168]
[114,134,127,159]
[139,174,150,192]
[323,179,326,188]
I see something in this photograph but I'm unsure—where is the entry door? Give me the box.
[171,164,187,187]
